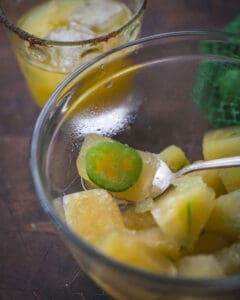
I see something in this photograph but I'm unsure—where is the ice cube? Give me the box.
[44,0,132,72]
[47,25,96,72]
[47,24,96,42]
[70,0,132,34]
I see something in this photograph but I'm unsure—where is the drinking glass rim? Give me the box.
[30,31,240,294]
[0,0,147,46]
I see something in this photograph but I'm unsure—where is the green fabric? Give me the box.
[193,15,240,128]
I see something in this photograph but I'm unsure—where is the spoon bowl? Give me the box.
[153,156,240,197]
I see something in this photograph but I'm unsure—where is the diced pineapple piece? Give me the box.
[177,255,224,278]
[134,227,181,260]
[122,206,156,230]
[203,126,240,160]
[96,229,177,275]
[203,127,240,195]
[219,167,240,193]
[159,145,189,173]
[77,134,159,201]
[151,176,216,250]
[63,190,124,244]
[203,127,240,194]
[135,197,155,213]
[216,243,240,275]
[122,211,181,259]
[188,168,226,197]
[191,232,229,255]
[52,198,66,221]
[205,189,240,239]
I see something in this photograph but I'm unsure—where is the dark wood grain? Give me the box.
[0,1,240,299]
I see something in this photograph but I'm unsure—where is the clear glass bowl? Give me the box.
[0,0,147,107]
[30,31,240,300]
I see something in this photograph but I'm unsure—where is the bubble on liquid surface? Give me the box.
[106,81,113,89]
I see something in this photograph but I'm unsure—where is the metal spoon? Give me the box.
[152,156,240,197]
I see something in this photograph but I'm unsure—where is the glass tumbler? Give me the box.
[0,0,147,107]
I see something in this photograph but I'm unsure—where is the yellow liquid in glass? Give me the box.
[17,0,134,107]
[16,58,67,107]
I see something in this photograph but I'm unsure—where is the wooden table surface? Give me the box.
[0,1,240,299]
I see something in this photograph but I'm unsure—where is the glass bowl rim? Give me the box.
[0,0,147,46]
[30,30,240,293]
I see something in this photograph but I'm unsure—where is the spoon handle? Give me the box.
[176,156,240,177]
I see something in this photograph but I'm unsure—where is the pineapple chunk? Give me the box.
[203,127,240,160]
[219,167,240,193]
[122,210,181,259]
[52,198,66,221]
[134,227,181,260]
[151,176,216,250]
[205,189,240,239]
[122,206,156,230]
[77,134,159,201]
[63,190,124,244]
[191,232,229,255]
[177,255,224,278]
[203,127,240,195]
[96,229,177,275]
[203,127,240,192]
[188,168,226,197]
[135,197,155,213]
[159,145,189,173]
[216,243,240,275]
